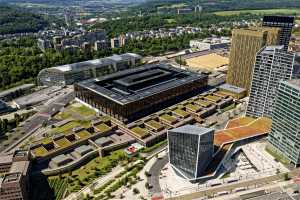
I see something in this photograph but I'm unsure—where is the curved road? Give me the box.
[148,155,169,195]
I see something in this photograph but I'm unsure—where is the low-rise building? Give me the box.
[189,37,230,51]
[219,84,247,99]
[38,53,142,86]
[49,154,73,168]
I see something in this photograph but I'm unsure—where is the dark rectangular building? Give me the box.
[263,15,295,51]
[75,63,208,123]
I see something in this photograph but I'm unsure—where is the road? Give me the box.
[166,168,300,200]
[148,155,169,195]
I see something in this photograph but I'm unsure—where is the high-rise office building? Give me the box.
[268,79,300,166]
[246,46,295,118]
[227,27,281,93]
[168,125,214,181]
[263,15,295,51]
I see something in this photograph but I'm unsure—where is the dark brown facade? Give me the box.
[75,64,208,123]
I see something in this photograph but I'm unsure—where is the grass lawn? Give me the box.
[221,103,236,113]
[53,150,128,193]
[165,18,176,23]
[214,8,300,16]
[265,145,289,165]
[54,103,96,120]
[70,103,96,117]
[52,121,90,135]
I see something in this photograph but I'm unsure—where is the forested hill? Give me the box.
[137,0,300,13]
[0,6,48,35]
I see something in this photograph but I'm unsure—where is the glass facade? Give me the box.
[168,125,214,180]
[268,80,300,165]
[246,46,295,118]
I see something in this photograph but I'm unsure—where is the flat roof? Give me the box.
[51,154,71,164]
[51,53,141,73]
[95,137,113,145]
[169,125,214,136]
[77,63,207,105]
[74,145,93,154]
[261,45,285,54]
[219,83,246,94]
[263,15,295,24]
[0,84,35,97]
[285,79,300,91]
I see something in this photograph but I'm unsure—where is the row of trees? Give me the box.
[94,12,260,37]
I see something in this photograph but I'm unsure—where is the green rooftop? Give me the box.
[130,126,150,139]
[172,108,190,118]
[75,130,91,139]
[145,120,164,131]
[32,146,48,157]
[95,123,111,133]
[55,138,72,148]
[160,114,177,124]
[186,104,201,112]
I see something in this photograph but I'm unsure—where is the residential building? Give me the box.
[189,37,230,51]
[37,39,52,52]
[75,63,208,123]
[268,79,300,166]
[263,15,295,51]
[227,27,281,93]
[0,150,31,200]
[168,125,214,181]
[37,53,142,86]
[246,46,295,118]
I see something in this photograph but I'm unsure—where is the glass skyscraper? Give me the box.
[246,46,295,118]
[168,125,214,180]
[268,79,300,166]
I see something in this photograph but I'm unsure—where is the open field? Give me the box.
[185,53,229,71]
[214,9,300,16]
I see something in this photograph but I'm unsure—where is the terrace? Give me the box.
[194,99,213,108]
[145,120,164,131]
[130,126,150,139]
[204,95,222,103]
[75,130,91,139]
[185,103,202,113]
[94,123,111,133]
[159,113,178,125]
[54,138,72,148]
[226,117,255,129]
[172,108,190,118]
[214,117,272,148]
[32,146,48,157]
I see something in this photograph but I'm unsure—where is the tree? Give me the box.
[133,188,140,194]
